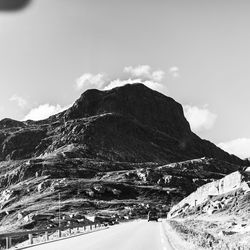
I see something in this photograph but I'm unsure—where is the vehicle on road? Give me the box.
[147,210,158,222]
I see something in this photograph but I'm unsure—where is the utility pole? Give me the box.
[59,192,61,228]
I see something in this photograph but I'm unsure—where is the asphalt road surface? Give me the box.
[26,220,179,250]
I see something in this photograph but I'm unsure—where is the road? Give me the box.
[25,220,182,250]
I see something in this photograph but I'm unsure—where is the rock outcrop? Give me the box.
[168,170,250,218]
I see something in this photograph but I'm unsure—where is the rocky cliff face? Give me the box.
[0,83,248,231]
[65,84,191,140]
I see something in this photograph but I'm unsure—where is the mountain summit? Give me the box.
[64,83,190,140]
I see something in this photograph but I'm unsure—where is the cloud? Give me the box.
[124,65,150,77]
[169,66,180,78]
[152,70,165,81]
[76,73,106,90]
[124,65,165,82]
[103,78,165,93]
[218,138,250,159]
[9,94,27,108]
[103,78,141,90]
[76,65,167,94]
[183,105,217,132]
[23,104,69,121]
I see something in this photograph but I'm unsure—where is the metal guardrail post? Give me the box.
[29,233,33,245]
[6,237,11,249]
[58,229,61,238]
[45,231,49,241]
[68,228,71,235]
[84,225,86,231]
[90,224,92,230]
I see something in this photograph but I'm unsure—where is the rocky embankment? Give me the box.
[168,169,250,218]
[168,169,250,249]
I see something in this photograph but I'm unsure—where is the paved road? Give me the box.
[26,220,178,250]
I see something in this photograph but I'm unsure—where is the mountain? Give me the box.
[0,83,248,233]
[0,84,246,164]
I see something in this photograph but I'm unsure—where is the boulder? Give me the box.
[37,180,51,193]
[168,171,250,218]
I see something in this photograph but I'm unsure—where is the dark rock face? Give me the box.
[1,129,47,160]
[65,84,191,140]
[0,118,25,129]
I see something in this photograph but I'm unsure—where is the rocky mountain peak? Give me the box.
[64,83,191,140]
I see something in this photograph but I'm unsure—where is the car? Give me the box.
[147,211,158,222]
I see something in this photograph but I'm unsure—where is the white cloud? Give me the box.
[9,94,27,108]
[103,78,141,90]
[124,65,165,82]
[76,65,167,94]
[76,73,106,90]
[152,70,165,81]
[169,66,180,78]
[184,105,217,132]
[218,138,250,159]
[124,65,150,77]
[23,104,70,121]
[103,78,165,93]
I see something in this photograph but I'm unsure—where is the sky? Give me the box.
[0,0,250,159]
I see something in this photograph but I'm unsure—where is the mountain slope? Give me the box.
[0,83,246,164]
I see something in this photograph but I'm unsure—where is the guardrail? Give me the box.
[0,222,104,249]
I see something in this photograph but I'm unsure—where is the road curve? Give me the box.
[26,220,179,250]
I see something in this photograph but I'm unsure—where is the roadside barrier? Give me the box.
[0,222,104,249]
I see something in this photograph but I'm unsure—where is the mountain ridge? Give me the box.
[0,83,246,165]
